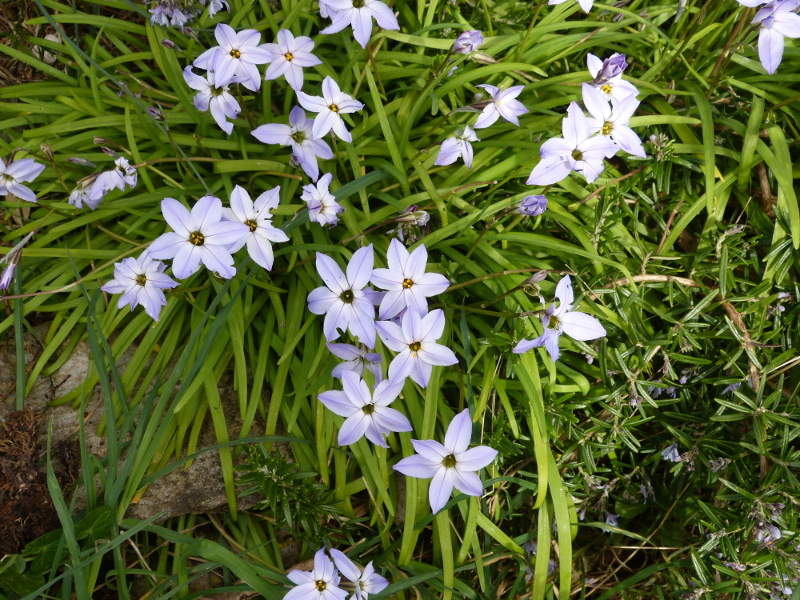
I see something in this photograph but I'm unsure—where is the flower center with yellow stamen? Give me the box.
[135,274,147,286]
[230,49,241,59]
[362,404,375,415]
[408,341,422,355]
[340,289,354,303]
[547,315,560,330]
[328,104,339,112]
[284,52,294,61]
[315,581,327,592]
[245,219,258,233]
[601,84,612,95]
[291,131,306,144]
[189,231,205,246]
[402,278,414,289]
[442,454,457,468]
[353,0,364,6]
[571,149,583,161]
[601,121,613,136]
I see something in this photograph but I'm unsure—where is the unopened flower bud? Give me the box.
[470,51,497,65]
[517,194,548,217]
[147,106,163,120]
[67,157,97,168]
[161,38,176,48]
[396,205,430,227]
[0,259,17,291]
[453,30,483,54]
[101,146,119,157]
[594,53,628,84]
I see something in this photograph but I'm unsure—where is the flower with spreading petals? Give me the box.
[526,102,617,185]
[285,548,348,600]
[473,84,528,129]
[0,157,45,203]
[371,239,450,320]
[435,125,479,169]
[393,409,498,514]
[252,107,333,181]
[193,23,271,91]
[512,274,606,362]
[301,173,345,227]
[329,549,389,600]
[453,30,484,54]
[549,0,593,13]
[327,343,383,382]
[376,308,457,387]
[183,66,240,135]
[750,0,800,74]
[148,196,248,280]
[320,0,399,49]
[318,371,412,447]
[221,185,289,271]
[586,53,639,104]
[307,245,378,347]
[517,195,548,216]
[261,29,323,91]
[101,254,178,321]
[582,83,646,158]
[297,77,364,142]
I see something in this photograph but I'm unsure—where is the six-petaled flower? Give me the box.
[221,185,289,271]
[320,0,400,48]
[393,409,498,514]
[473,84,528,129]
[261,29,323,91]
[101,254,179,321]
[297,76,364,142]
[512,274,606,362]
[318,371,412,447]
[0,157,46,203]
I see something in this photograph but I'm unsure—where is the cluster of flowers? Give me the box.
[148,0,228,29]
[101,186,288,320]
[309,240,498,513]
[528,53,644,186]
[737,0,800,73]
[285,547,387,600]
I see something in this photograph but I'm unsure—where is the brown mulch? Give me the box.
[0,408,79,555]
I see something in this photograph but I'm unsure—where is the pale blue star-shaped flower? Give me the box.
[285,548,348,600]
[297,77,364,142]
[221,185,289,271]
[318,371,412,447]
[393,409,498,514]
[473,84,528,129]
[320,0,399,48]
[582,83,646,158]
[512,274,606,362]
[251,107,333,181]
[193,24,271,92]
[435,125,479,169]
[261,29,323,91]
[526,102,617,186]
[301,173,344,226]
[371,239,450,320]
[329,549,389,600]
[101,254,178,321]
[148,196,248,280]
[183,66,240,135]
[307,245,380,348]
[0,157,45,203]
[375,308,457,388]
